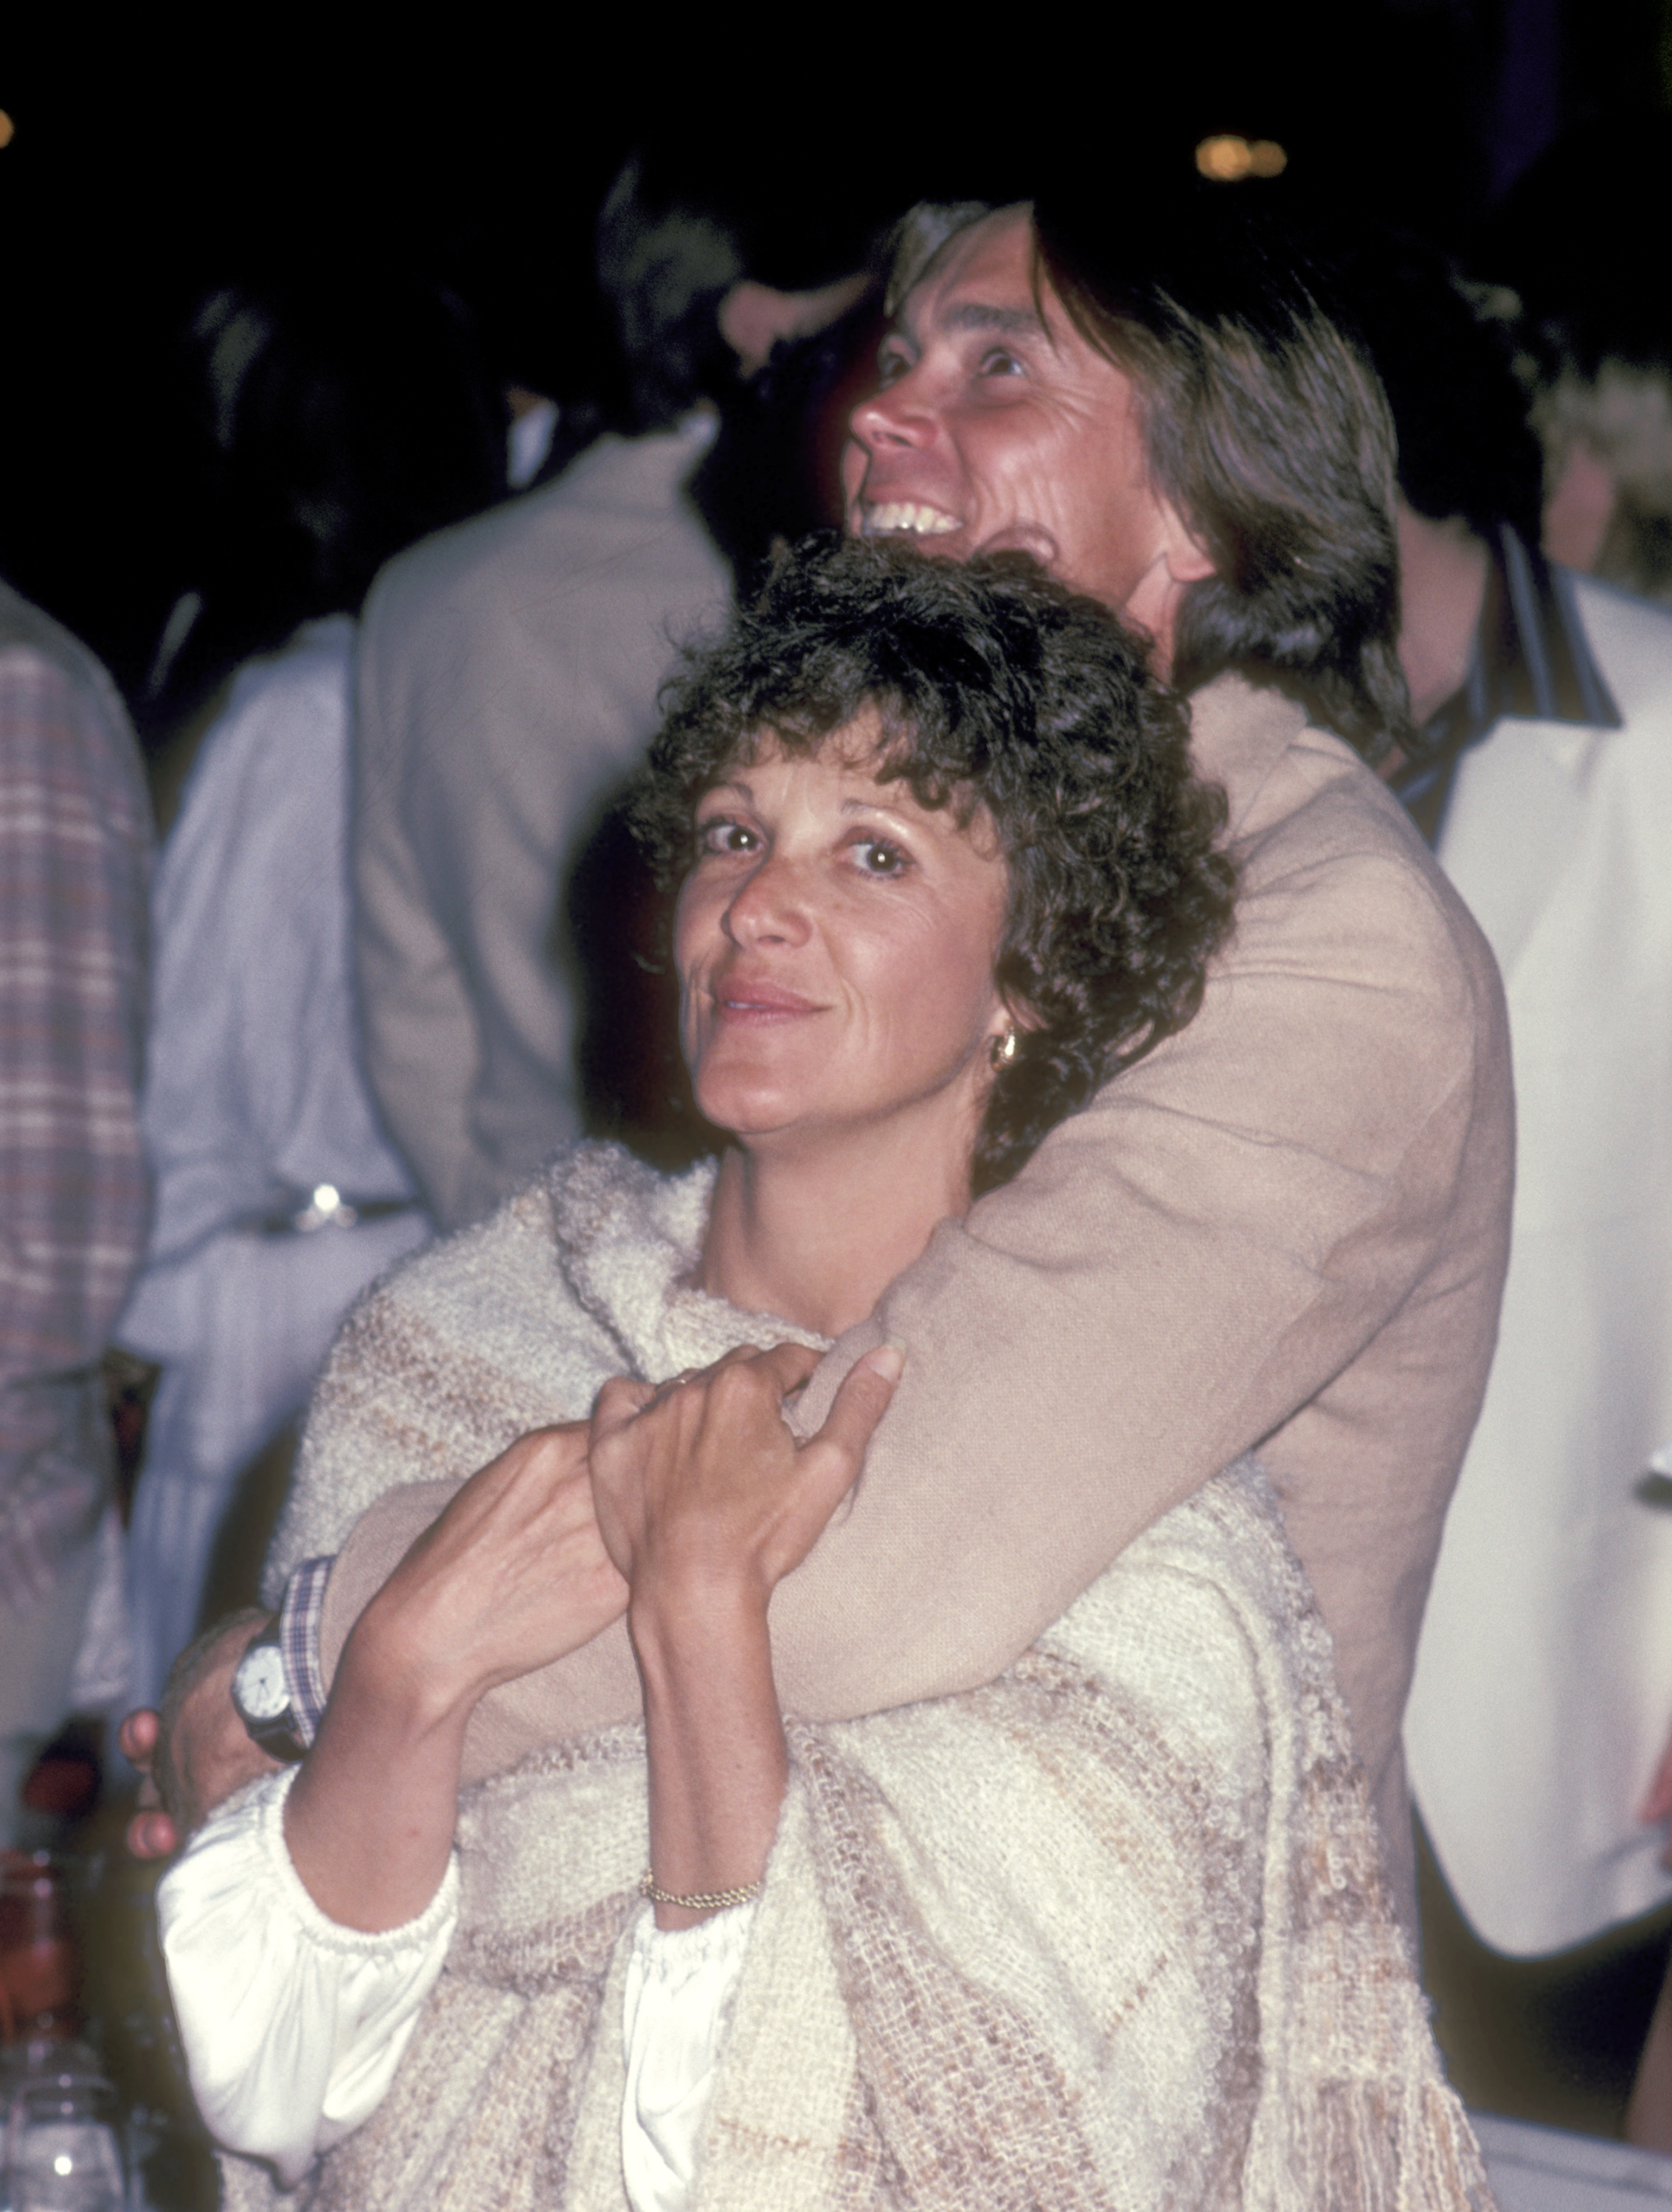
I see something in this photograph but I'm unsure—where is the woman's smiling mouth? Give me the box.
[712,978,822,1023]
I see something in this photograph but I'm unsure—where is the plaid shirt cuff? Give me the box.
[277,1555,333,1747]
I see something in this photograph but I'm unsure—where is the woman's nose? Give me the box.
[723,855,812,946]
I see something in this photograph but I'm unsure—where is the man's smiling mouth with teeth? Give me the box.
[862,501,962,538]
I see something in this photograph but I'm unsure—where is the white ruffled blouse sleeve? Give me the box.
[155,1764,459,2188]
[621,1900,757,2212]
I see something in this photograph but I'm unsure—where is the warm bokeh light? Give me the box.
[0,112,15,150]
[1197,136,1250,181]
[1196,135,1288,182]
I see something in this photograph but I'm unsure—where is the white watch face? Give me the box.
[235,1641,291,1723]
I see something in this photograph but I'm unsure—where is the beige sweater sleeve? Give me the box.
[322,712,1510,1780]
[771,845,1498,1708]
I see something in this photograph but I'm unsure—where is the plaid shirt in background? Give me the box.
[0,580,150,1605]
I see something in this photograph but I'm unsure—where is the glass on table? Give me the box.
[5,2071,127,2212]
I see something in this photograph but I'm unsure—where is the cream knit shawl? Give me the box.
[235,1144,1493,2211]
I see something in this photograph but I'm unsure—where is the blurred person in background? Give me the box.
[1479,115,1672,608]
[0,574,150,1840]
[684,280,887,597]
[114,271,505,1717]
[1328,226,1672,2149]
[1533,329,1672,605]
[352,144,881,1234]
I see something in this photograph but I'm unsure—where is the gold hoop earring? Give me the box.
[989,1027,1018,1070]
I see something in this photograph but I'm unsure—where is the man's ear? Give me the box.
[1160,501,1216,583]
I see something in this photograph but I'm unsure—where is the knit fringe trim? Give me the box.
[1272,2076,1498,2212]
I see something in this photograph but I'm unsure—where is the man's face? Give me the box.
[841,205,1210,649]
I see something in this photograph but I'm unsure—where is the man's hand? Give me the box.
[589,1340,905,1609]
[119,1709,180,1861]
[350,1421,629,1724]
[120,1610,280,1859]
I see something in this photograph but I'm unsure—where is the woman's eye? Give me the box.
[978,347,1022,379]
[696,818,759,856]
[852,837,908,877]
[875,344,913,388]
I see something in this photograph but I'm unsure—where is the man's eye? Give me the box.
[876,346,912,386]
[697,818,758,855]
[978,347,1022,378]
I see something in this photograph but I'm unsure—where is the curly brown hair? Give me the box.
[631,537,1235,1196]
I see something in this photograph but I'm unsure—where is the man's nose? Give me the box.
[848,367,932,453]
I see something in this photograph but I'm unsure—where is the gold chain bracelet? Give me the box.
[639,1869,763,1912]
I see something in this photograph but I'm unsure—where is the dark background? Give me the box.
[1,0,1667,699]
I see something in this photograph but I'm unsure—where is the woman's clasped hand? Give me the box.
[592,1338,902,1933]
[589,1340,903,1613]
[282,1422,630,1935]
[348,1421,628,1720]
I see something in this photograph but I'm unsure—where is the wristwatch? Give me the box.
[230,1619,308,1762]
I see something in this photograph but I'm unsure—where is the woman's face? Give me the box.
[675,718,1012,1165]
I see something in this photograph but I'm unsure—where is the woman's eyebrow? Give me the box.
[838,794,922,824]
